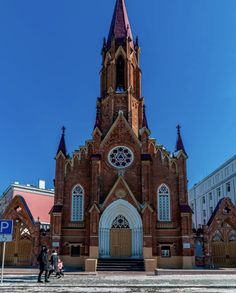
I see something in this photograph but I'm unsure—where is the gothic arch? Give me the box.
[71,184,85,222]
[157,184,171,221]
[99,199,143,258]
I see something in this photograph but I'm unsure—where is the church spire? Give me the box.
[94,102,101,130]
[107,0,134,49]
[142,105,149,130]
[56,126,67,156]
[175,125,186,155]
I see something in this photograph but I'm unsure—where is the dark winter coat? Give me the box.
[38,251,50,271]
[50,252,59,272]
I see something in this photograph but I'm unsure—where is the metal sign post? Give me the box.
[0,220,13,285]
[1,241,6,285]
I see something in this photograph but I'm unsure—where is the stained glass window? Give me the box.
[108,146,133,169]
[158,184,171,221]
[111,215,130,229]
[71,185,84,222]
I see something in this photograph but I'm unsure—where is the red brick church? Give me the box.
[51,0,194,271]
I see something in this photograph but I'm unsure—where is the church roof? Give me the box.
[56,126,67,156]
[107,0,134,49]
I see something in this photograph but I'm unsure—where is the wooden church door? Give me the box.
[211,223,236,267]
[109,215,132,258]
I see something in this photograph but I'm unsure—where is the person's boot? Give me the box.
[37,278,43,283]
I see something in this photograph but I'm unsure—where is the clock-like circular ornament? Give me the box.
[108,146,134,169]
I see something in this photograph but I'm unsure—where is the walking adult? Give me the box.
[37,246,50,283]
[48,249,59,278]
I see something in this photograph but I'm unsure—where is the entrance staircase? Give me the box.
[97,258,145,272]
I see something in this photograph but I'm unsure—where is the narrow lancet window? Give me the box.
[116,56,125,92]
[71,185,84,221]
[158,184,171,221]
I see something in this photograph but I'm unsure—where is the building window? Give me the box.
[209,192,212,201]
[71,245,81,257]
[210,207,214,214]
[202,196,205,204]
[71,185,84,222]
[203,210,206,217]
[158,184,171,222]
[161,246,171,257]
[191,203,194,212]
[226,182,231,193]
[216,187,221,199]
[203,219,206,225]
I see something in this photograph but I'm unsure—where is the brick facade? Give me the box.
[51,0,194,270]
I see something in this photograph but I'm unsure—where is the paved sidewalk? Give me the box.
[1,273,236,292]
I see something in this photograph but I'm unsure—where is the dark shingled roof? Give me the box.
[57,127,67,156]
[50,204,63,214]
[107,0,134,49]
[179,204,193,213]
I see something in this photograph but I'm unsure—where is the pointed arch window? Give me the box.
[158,184,171,221]
[116,56,125,92]
[71,185,84,222]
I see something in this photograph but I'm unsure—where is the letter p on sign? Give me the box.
[0,220,13,235]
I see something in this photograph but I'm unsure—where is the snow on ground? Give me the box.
[1,274,236,292]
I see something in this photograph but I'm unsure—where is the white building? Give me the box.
[189,155,236,228]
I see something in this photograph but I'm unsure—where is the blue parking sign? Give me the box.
[0,220,13,235]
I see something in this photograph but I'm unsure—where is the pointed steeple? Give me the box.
[94,103,101,130]
[142,105,149,130]
[56,126,67,156]
[107,0,134,49]
[175,125,187,155]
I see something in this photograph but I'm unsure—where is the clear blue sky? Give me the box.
[0,0,236,194]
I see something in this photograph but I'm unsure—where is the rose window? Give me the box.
[108,146,133,169]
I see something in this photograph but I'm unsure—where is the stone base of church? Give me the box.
[89,246,99,258]
[182,256,195,269]
[144,258,157,272]
[157,256,183,269]
[61,256,86,268]
[85,258,97,272]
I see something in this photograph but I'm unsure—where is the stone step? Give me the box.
[97,258,145,272]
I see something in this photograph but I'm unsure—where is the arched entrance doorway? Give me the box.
[1,220,33,266]
[99,199,143,258]
[211,222,236,267]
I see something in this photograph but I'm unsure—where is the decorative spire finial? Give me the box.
[94,102,101,130]
[177,124,181,135]
[175,124,186,155]
[62,126,66,135]
[56,126,67,156]
[142,104,149,130]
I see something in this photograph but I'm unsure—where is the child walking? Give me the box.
[57,258,64,278]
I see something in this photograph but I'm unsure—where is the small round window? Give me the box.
[108,146,134,169]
